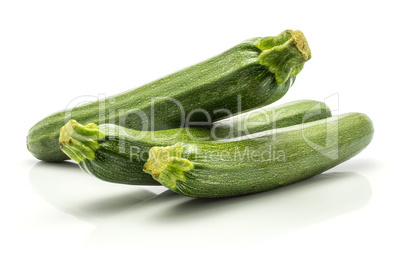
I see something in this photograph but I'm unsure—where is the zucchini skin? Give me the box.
[28,30,311,161]
[60,100,330,185]
[212,99,331,139]
[144,113,374,197]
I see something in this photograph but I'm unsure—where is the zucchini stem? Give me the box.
[256,30,311,84]
[144,144,194,191]
[59,120,106,163]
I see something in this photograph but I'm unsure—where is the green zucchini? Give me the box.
[212,99,330,139]
[28,29,311,162]
[144,113,374,197]
[59,100,330,185]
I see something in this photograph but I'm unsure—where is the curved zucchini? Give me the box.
[28,29,311,161]
[144,113,374,197]
[59,100,330,185]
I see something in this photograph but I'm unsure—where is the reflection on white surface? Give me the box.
[30,161,372,248]
[30,161,160,224]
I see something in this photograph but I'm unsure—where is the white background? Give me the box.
[1,0,401,253]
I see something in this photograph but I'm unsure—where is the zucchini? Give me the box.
[144,113,374,197]
[59,100,330,185]
[212,99,330,139]
[28,29,311,161]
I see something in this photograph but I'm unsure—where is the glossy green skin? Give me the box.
[72,100,331,185]
[28,39,296,162]
[150,113,374,198]
[213,99,331,138]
